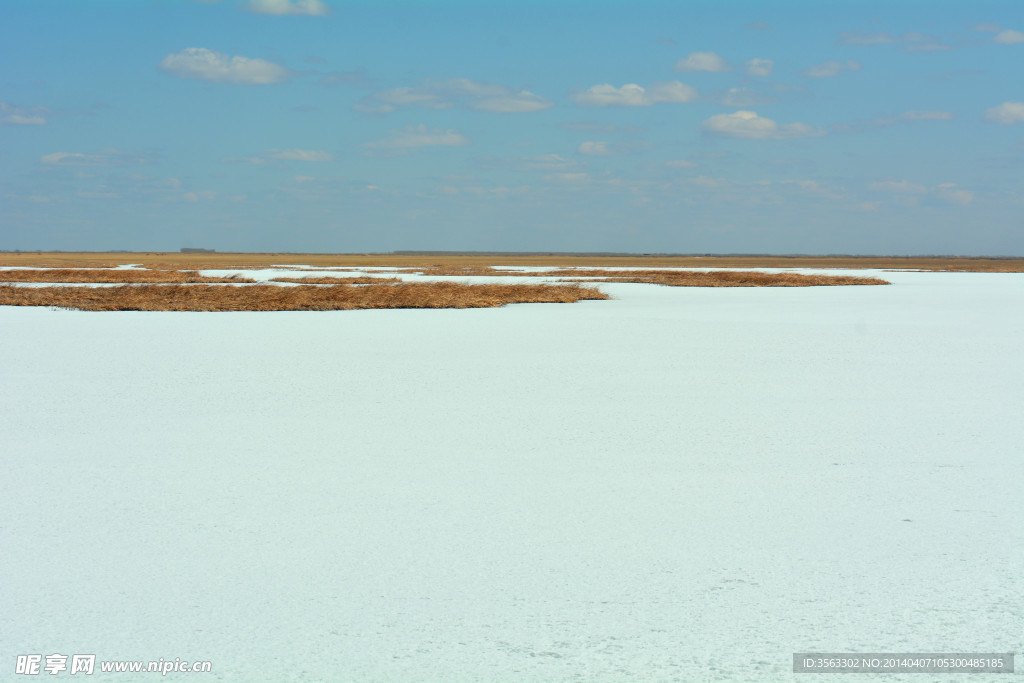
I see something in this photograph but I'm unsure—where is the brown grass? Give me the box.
[550,269,889,286]
[2,252,1021,272]
[0,269,254,283]
[0,281,609,311]
[409,266,888,286]
[270,276,402,285]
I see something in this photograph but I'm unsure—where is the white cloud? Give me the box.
[994,29,1024,44]
[674,51,729,72]
[40,149,154,167]
[701,110,824,139]
[573,84,645,107]
[665,159,697,168]
[985,102,1024,124]
[578,141,610,156]
[803,60,861,78]
[245,0,329,15]
[269,149,333,162]
[1,113,45,125]
[159,48,291,84]
[365,124,468,150]
[647,81,700,103]
[356,78,552,114]
[746,58,773,77]
[571,81,697,107]
[355,88,446,113]
[901,111,953,120]
[0,102,47,125]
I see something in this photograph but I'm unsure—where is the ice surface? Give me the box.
[1,270,1022,681]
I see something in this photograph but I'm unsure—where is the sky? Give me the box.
[1,0,1022,255]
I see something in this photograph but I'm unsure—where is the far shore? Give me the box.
[1,252,1022,271]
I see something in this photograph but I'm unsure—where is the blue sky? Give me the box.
[1,0,1022,254]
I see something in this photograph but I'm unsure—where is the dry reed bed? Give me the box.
[270,276,402,285]
[0,269,254,284]
[413,266,888,286]
[0,282,608,311]
[553,269,889,286]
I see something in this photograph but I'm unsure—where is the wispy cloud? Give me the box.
[0,102,48,126]
[985,102,1024,124]
[222,148,333,165]
[702,110,824,139]
[975,23,1024,44]
[365,124,468,151]
[839,31,951,52]
[355,78,552,114]
[712,87,776,108]
[521,154,579,170]
[543,172,590,184]
[40,149,155,167]
[870,179,927,194]
[578,141,610,156]
[269,149,333,162]
[870,179,973,206]
[803,60,861,78]
[937,183,973,205]
[159,48,292,84]
[674,52,729,72]
[244,0,329,15]
[475,154,583,173]
[571,81,697,107]
[994,29,1024,44]
[746,58,773,77]
[832,110,954,134]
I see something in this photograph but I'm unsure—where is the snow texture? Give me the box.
[1,269,1022,681]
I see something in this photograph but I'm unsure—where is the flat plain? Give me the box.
[1,255,1021,681]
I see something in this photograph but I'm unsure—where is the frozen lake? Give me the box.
[1,270,1021,680]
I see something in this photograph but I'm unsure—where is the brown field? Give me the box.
[1,252,1022,271]
[410,266,888,285]
[0,281,609,311]
[554,269,888,286]
[270,276,402,285]
[0,268,254,284]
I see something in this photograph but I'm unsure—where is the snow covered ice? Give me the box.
[1,269,1021,681]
